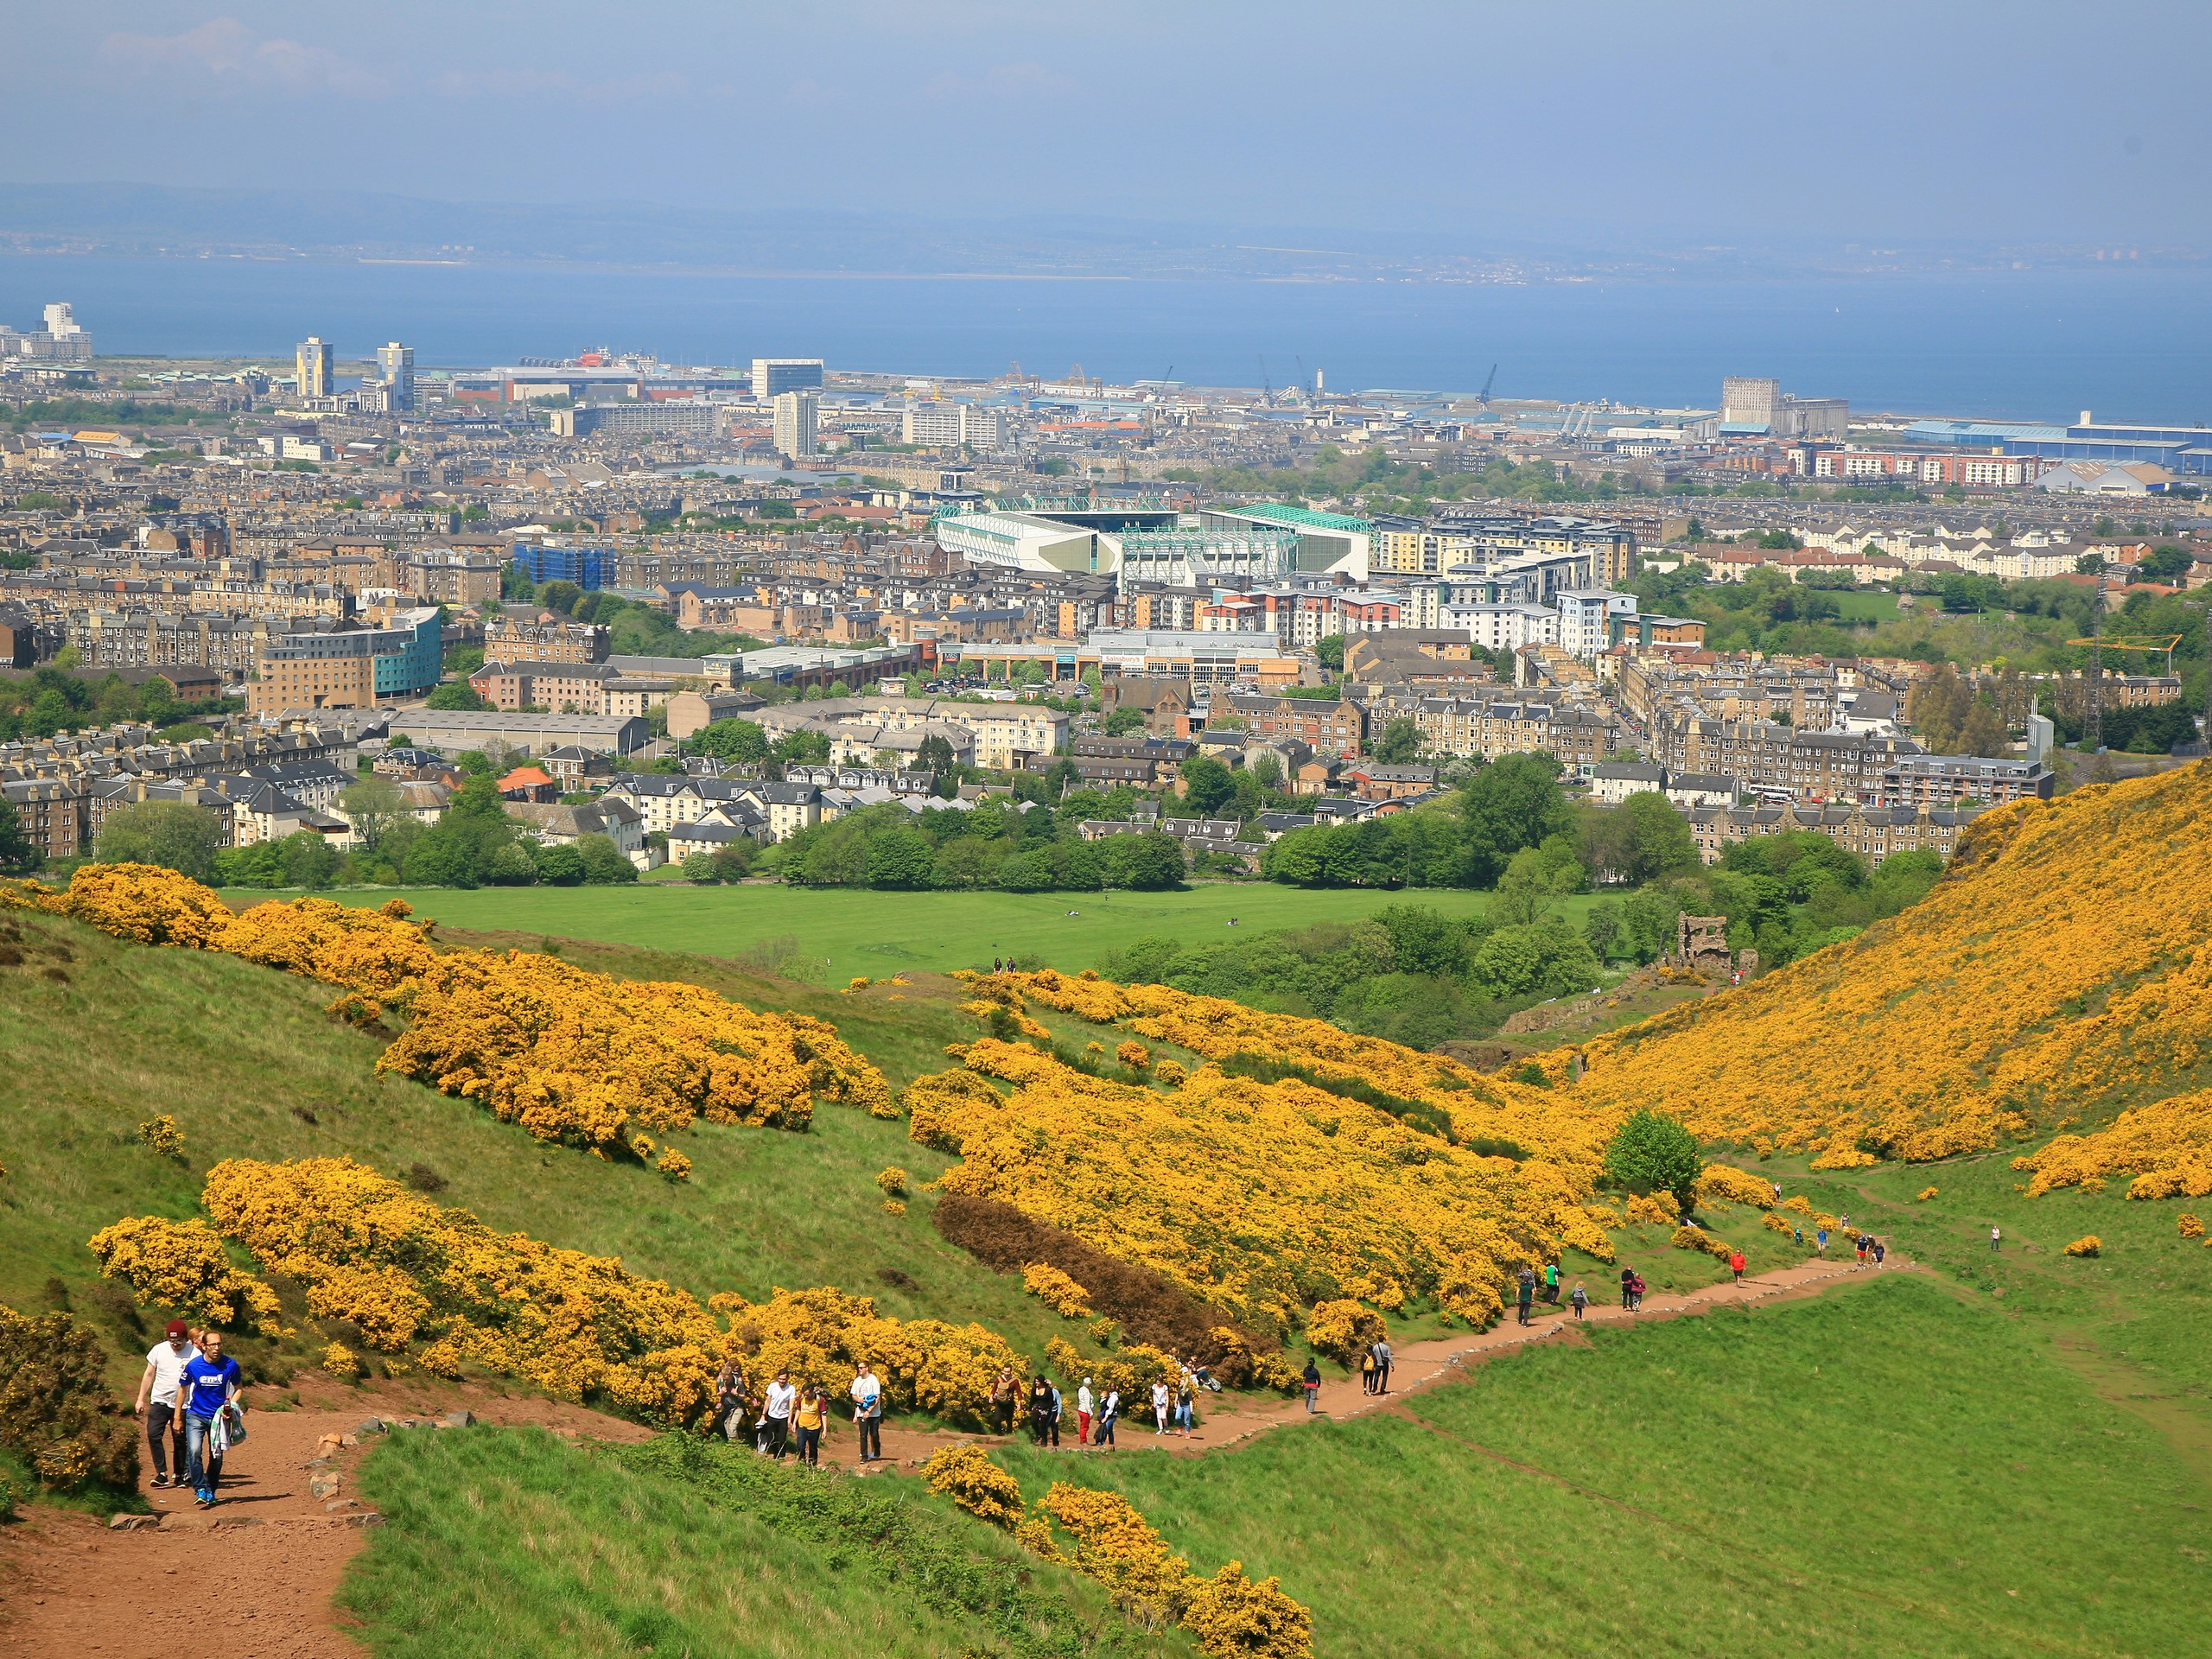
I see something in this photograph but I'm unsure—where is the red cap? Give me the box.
[166,1319,189,1338]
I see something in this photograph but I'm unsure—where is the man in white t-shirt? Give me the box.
[134,1319,200,1489]
[760,1371,797,1459]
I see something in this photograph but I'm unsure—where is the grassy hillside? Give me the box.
[0,908,1113,1384]
[1574,762,2212,1162]
[995,1274,2212,1659]
[275,882,1563,979]
[345,1426,1190,1659]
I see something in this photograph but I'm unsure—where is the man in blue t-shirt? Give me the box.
[180,1330,243,1507]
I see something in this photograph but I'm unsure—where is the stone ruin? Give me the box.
[1670,912,1758,979]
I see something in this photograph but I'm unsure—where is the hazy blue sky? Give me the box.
[14,3,2206,248]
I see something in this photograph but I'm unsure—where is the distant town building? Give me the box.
[752,357,824,400]
[902,402,1010,448]
[375,341,415,410]
[296,336,334,399]
[773,391,819,459]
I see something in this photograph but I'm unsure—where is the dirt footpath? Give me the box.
[0,1378,648,1659]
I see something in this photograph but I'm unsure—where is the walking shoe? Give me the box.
[151,1474,170,1488]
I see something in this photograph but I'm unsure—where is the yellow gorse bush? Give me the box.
[1027,1482,1314,1658]
[2180,1213,2204,1240]
[86,1215,282,1335]
[1022,1262,1094,1318]
[909,1037,1590,1332]
[85,1158,1022,1430]
[921,1445,1026,1527]
[9,866,890,1158]
[2012,1089,2212,1200]
[1568,766,2212,1164]
[2064,1236,2102,1258]
[1694,1164,1775,1209]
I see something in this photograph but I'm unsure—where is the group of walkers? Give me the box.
[1358,1338,1395,1393]
[134,1319,245,1509]
[714,1357,883,1466]
[988,1357,1211,1448]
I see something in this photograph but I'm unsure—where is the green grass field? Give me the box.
[1828,588,1902,624]
[240,883,1581,980]
[995,1274,2212,1658]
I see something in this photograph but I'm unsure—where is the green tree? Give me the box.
[0,793,39,874]
[339,775,406,852]
[92,802,224,883]
[692,718,772,766]
[575,834,639,885]
[915,734,957,778]
[1179,754,1236,816]
[1616,791,1698,884]
[1100,831,1185,891]
[1462,753,1570,861]
[1583,896,1624,960]
[426,681,491,712]
[1372,717,1424,765]
[1314,635,1346,671]
[865,826,937,889]
[1603,1109,1705,1214]
[534,842,588,885]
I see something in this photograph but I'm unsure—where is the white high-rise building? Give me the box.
[42,303,81,337]
[772,391,818,459]
[296,336,334,399]
[376,341,416,410]
[901,401,1010,448]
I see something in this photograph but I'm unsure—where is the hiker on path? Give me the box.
[1028,1376,1054,1446]
[1816,1227,1829,1258]
[1771,1181,1783,1204]
[180,1329,242,1509]
[135,1319,199,1490]
[1373,1338,1393,1394]
[1729,1249,1746,1287]
[1176,1374,1196,1438]
[1359,1347,1377,1395]
[1077,1378,1095,1445]
[1854,1236,1868,1269]
[1151,1377,1171,1434]
[850,1362,884,1463]
[1302,1357,1322,1413]
[1619,1265,1637,1310]
[1516,1272,1535,1326]
[1629,1271,1646,1311]
[1544,1262,1560,1305]
[761,1371,796,1459]
[1991,1226,2002,1252]
[1794,1224,1804,1247]
[793,1385,827,1467]
[1047,1377,1064,1448]
[1569,1282,1588,1320]
[1096,1386,1119,1448]
[990,1365,1017,1435]
[1873,1237,1887,1268]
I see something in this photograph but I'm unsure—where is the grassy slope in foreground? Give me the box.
[0,909,1102,1384]
[1574,761,2212,1160]
[280,882,1563,978]
[997,1274,2212,1659]
[345,1425,1191,1659]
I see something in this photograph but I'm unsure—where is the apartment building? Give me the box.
[484,615,612,664]
[1408,696,1618,767]
[469,660,623,715]
[1219,692,1367,758]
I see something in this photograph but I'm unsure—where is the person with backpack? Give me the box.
[1569,1282,1589,1320]
[1359,1347,1376,1395]
[989,1365,1017,1436]
[180,1329,243,1509]
[1516,1271,1536,1326]
[850,1361,884,1463]
[1301,1357,1322,1413]
[792,1385,827,1467]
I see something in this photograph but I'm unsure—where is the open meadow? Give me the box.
[246,881,1573,979]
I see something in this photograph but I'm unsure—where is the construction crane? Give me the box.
[1478,363,1498,410]
[2063,632,2183,676]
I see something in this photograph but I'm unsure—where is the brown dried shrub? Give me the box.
[932,1193,1275,1371]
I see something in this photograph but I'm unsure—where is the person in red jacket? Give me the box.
[1729,1249,1746,1286]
